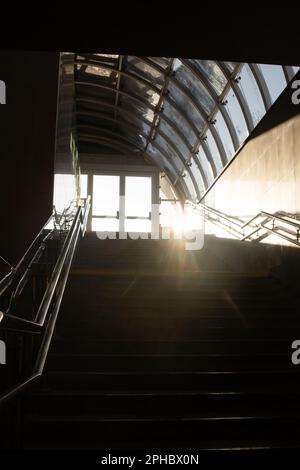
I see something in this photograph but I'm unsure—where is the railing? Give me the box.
[0,196,91,405]
[186,200,300,247]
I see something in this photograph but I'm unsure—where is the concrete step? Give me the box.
[26,390,300,416]
[24,414,300,449]
[46,352,295,373]
[43,370,300,392]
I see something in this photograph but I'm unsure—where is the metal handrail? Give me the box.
[186,200,300,247]
[53,198,78,230]
[34,205,82,326]
[0,199,84,313]
[0,213,54,297]
[0,255,13,271]
[0,196,91,406]
[196,204,244,229]
[241,211,300,230]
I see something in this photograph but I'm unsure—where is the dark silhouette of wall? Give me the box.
[0,50,59,265]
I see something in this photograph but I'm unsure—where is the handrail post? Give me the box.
[185,199,300,248]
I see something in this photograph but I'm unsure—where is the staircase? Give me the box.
[22,234,300,449]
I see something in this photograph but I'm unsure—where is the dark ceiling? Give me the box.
[1,7,300,66]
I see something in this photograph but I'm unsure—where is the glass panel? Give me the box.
[125,219,151,233]
[53,174,75,212]
[258,64,287,103]
[79,174,88,198]
[126,57,164,85]
[125,63,164,90]
[125,176,152,233]
[53,174,87,213]
[224,61,238,72]
[205,129,223,173]
[149,57,171,69]
[198,146,214,185]
[116,124,147,149]
[160,199,182,228]
[292,66,300,74]
[125,176,152,217]
[159,119,189,158]
[163,100,198,147]
[76,82,116,102]
[92,175,119,216]
[122,76,160,108]
[183,172,197,202]
[155,134,183,172]
[167,82,205,130]
[224,88,249,144]
[189,60,227,95]
[77,110,113,130]
[88,53,119,65]
[189,159,205,193]
[92,218,119,232]
[85,64,116,79]
[238,64,266,126]
[147,143,176,177]
[75,63,117,89]
[213,111,235,159]
[117,109,151,136]
[76,100,112,117]
[120,95,155,123]
[174,63,215,114]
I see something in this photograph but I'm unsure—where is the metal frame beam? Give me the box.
[80,140,183,199]
[283,65,296,83]
[79,128,189,197]
[77,100,201,193]
[75,85,215,193]
[180,58,239,152]
[77,109,190,177]
[77,103,209,192]
[248,63,272,110]
[79,135,138,154]
[76,96,192,158]
[76,56,290,198]
[75,79,200,146]
[77,121,200,200]
[134,56,228,166]
[217,62,254,134]
[75,62,201,141]
[76,57,226,170]
[144,58,174,153]
[114,55,123,122]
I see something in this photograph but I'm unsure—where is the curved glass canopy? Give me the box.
[74,53,299,202]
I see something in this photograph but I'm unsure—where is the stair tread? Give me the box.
[26,412,300,422]
[22,438,300,450]
[48,352,290,357]
[31,389,300,397]
[20,237,300,450]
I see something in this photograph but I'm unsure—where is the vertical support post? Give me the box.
[151,172,160,239]
[119,175,126,237]
[87,172,93,232]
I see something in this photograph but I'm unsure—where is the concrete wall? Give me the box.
[202,72,300,290]
[205,72,300,221]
